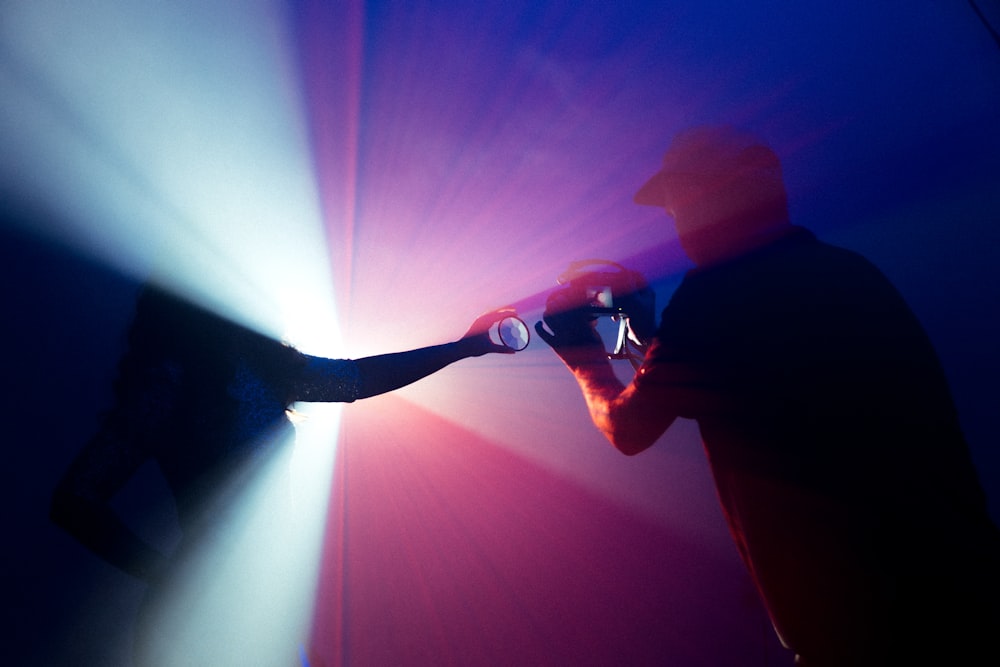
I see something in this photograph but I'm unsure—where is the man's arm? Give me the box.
[298,308,518,402]
[354,335,492,399]
[551,343,676,455]
[354,308,518,398]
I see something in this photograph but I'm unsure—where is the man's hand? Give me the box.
[534,288,608,368]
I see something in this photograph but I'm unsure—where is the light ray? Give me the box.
[2,2,345,664]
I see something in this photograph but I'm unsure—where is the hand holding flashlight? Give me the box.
[461,307,530,355]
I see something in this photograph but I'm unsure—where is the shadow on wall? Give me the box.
[1,219,153,667]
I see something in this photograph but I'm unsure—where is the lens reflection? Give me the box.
[497,316,530,351]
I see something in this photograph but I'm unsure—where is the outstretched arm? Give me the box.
[354,308,516,399]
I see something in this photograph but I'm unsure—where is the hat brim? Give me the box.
[633,170,667,207]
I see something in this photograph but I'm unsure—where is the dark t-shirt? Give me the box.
[634,227,1000,660]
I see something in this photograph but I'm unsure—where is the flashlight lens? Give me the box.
[497,316,530,351]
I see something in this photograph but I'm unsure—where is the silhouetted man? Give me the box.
[537,126,1000,666]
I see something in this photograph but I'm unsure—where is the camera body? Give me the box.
[557,260,647,317]
[553,260,653,369]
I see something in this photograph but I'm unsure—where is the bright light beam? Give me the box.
[1,1,345,664]
[0,0,342,354]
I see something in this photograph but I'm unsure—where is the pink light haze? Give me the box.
[306,396,778,666]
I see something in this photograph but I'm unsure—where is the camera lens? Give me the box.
[493,316,530,351]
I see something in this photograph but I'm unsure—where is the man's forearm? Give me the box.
[564,351,671,456]
[552,344,626,443]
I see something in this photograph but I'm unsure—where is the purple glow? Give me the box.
[287,2,1000,664]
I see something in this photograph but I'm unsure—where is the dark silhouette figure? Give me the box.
[537,126,1000,666]
[50,283,517,664]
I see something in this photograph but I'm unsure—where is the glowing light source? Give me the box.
[2,2,345,663]
[0,0,342,351]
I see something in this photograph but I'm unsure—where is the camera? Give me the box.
[557,259,647,314]
[554,259,652,368]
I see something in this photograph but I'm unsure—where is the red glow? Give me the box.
[306,396,775,666]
